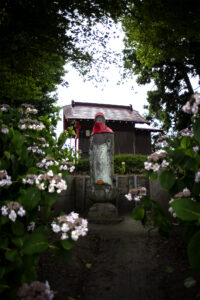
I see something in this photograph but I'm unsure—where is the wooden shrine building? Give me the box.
[63,101,158,158]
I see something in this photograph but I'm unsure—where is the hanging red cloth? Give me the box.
[91,122,114,135]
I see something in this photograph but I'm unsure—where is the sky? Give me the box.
[55,20,200,137]
[55,23,155,136]
[56,64,154,136]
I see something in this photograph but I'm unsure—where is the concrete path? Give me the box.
[39,216,199,300]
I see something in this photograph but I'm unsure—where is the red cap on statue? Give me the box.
[91,112,114,135]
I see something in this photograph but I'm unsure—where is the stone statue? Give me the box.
[88,113,121,223]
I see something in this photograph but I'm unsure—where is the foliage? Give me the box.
[129,94,200,270]
[0,0,123,113]
[0,103,88,299]
[119,0,200,130]
[75,154,147,174]
[114,154,147,174]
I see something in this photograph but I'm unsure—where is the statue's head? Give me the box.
[94,112,105,123]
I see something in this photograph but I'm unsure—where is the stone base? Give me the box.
[88,203,123,224]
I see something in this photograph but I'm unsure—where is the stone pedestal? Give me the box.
[88,203,123,224]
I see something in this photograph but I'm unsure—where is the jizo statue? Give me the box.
[90,112,114,189]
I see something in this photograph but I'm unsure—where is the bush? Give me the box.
[75,154,147,174]
[114,154,147,174]
[75,159,90,173]
[129,94,200,272]
[0,104,88,299]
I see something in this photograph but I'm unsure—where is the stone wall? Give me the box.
[52,174,170,217]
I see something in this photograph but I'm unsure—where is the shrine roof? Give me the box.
[63,101,150,124]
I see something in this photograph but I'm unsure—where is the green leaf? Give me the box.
[20,186,41,211]
[193,119,200,144]
[11,237,24,248]
[60,239,74,250]
[149,172,158,181]
[184,277,197,288]
[132,206,145,220]
[183,157,196,170]
[11,220,25,236]
[23,232,48,255]
[165,266,174,273]
[4,151,11,160]
[171,198,200,221]
[5,249,18,262]
[159,170,176,190]
[141,197,152,209]
[187,230,200,270]
[50,244,72,261]
[180,136,191,149]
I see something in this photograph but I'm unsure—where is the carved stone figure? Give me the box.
[88,113,121,223]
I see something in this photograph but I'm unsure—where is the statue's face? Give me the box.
[95,115,105,123]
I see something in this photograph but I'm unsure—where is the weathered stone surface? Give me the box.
[88,203,123,224]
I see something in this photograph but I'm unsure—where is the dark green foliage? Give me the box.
[75,158,90,173]
[75,154,147,174]
[114,154,147,174]
[120,0,200,130]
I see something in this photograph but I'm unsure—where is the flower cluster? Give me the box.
[22,174,37,185]
[174,187,191,199]
[182,93,200,117]
[144,150,169,172]
[0,170,12,187]
[179,128,194,138]
[18,281,54,300]
[35,170,67,193]
[155,135,169,149]
[125,187,147,202]
[168,188,192,218]
[51,212,88,241]
[168,199,177,218]
[36,157,59,169]
[193,146,199,152]
[1,202,26,222]
[28,146,45,155]
[0,104,9,112]
[1,124,9,134]
[36,137,49,148]
[195,169,200,183]
[20,103,38,115]
[18,118,45,131]
[59,161,75,172]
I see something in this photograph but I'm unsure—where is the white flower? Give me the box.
[69,166,75,173]
[70,212,79,220]
[61,233,68,240]
[152,163,160,172]
[9,210,17,222]
[51,223,61,233]
[125,193,132,201]
[182,101,191,114]
[1,205,8,216]
[38,182,45,190]
[144,162,152,170]
[134,196,141,202]
[161,160,169,168]
[17,206,26,217]
[1,127,9,134]
[71,230,79,241]
[48,185,55,193]
[47,170,53,177]
[195,170,200,183]
[193,146,199,152]
[61,223,70,232]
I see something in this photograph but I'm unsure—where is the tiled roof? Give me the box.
[63,101,150,124]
